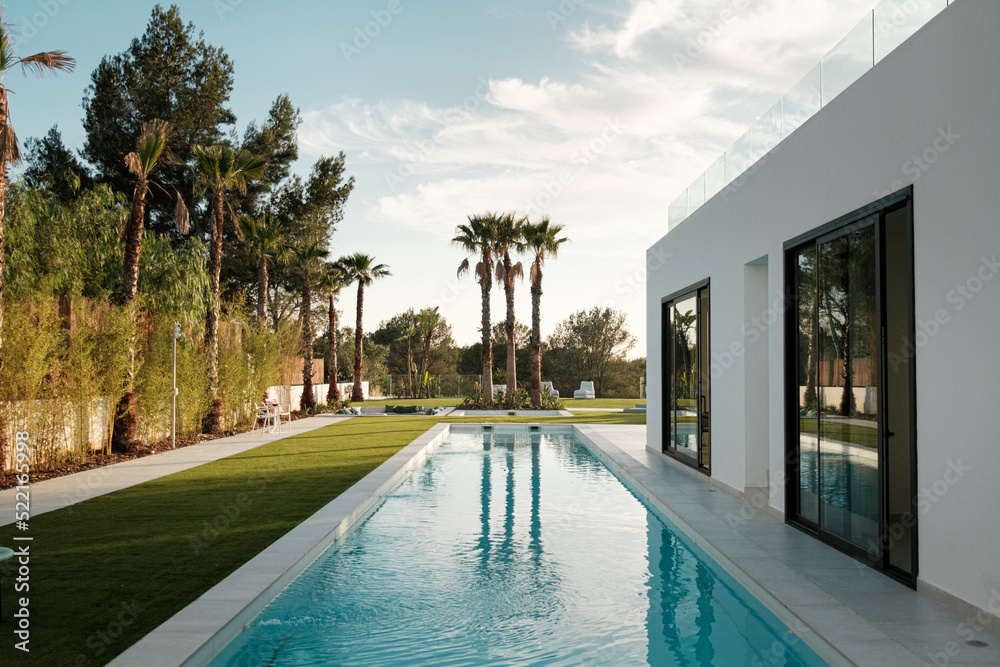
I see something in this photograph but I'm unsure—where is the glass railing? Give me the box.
[667,0,952,232]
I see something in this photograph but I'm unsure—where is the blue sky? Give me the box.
[4,0,879,353]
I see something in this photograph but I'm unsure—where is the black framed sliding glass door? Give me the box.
[662,281,710,473]
[786,190,917,586]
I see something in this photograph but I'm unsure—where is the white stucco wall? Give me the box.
[266,382,370,411]
[646,0,999,617]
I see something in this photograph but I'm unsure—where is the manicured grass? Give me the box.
[562,397,644,409]
[0,419,433,666]
[565,411,646,425]
[0,411,642,666]
[799,417,878,449]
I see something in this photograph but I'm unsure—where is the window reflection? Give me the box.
[794,221,880,556]
[663,286,710,471]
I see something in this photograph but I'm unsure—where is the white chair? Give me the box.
[541,381,559,398]
[573,381,596,399]
[266,400,291,433]
[250,402,273,435]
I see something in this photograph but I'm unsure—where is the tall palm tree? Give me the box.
[415,306,442,398]
[453,213,499,403]
[493,213,524,393]
[316,264,349,404]
[522,217,568,407]
[192,144,267,431]
[118,119,189,304]
[239,213,287,326]
[336,253,391,402]
[112,119,189,450]
[396,323,417,398]
[294,242,328,414]
[0,19,74,378]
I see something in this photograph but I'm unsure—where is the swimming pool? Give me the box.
[210,429,827,666]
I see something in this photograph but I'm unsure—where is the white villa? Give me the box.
[646,0,999,629]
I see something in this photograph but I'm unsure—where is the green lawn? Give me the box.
[799,418,878,449]
[561,397,645,409]
[0,412,641,666]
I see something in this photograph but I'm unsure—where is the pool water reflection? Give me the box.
[211,432,827,666]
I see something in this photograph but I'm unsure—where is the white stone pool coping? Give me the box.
[449,409,574,417]
[112,423,1000,666]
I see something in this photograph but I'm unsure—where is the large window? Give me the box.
[662,282,710,473]
[785,191,916,585]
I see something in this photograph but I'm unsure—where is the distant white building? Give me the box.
[646,0,999,628]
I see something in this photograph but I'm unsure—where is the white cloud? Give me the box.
[299,0,895,351]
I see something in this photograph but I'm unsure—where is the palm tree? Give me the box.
[396,323,417,398]
[415,306,442,398]
[316,264,349,404]
[493,213,524,393]
[239,213,287,326]
[522,217,568,407]
[294,242,328,414]
[0,19,74,379]
[112,119,189,450]
[118,119,189,304]
[336,253,391,402]
[453,213,499,403]
[192,144,267,431]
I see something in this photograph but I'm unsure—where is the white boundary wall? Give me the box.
[646,0,999,621]
[266,382,370,411]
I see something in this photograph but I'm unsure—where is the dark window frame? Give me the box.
[783,187,918,588]
[661,279,711,475]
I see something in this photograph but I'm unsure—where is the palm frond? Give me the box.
[0,122,21,167]
[475,261,490,285]
[457,257,470,278]
[134,119,172,174]
[227,202,244,240]
[238,215,257,241]
[124,152,142,178]
[18,50,75,76]
[174,192,190,235]
[0,28,15,73]
[190,145,220,195]
[510,262,524,281]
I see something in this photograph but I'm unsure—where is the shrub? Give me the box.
[458,382,486,409]
[540,387,564,410]
[0,298,134,469]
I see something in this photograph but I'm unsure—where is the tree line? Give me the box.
[0,5,392,459]
[0,5,643,471]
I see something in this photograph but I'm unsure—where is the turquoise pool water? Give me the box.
[211,430,828,666]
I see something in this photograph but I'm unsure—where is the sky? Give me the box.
[4,0,879,355]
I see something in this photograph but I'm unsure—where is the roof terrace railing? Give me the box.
[667,0,953,232]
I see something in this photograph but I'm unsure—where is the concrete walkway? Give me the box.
[0,414,352,527]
